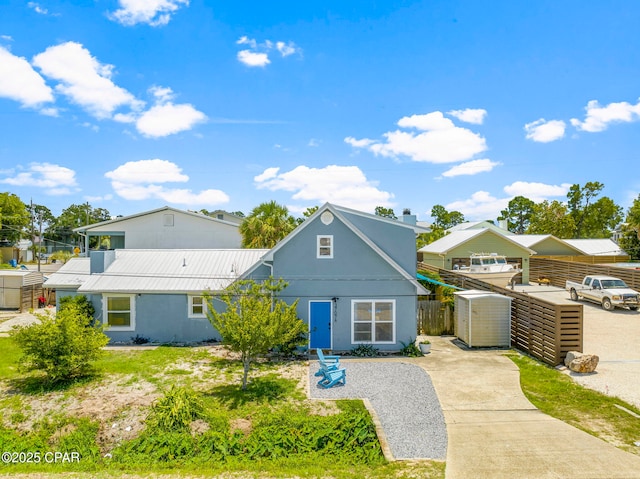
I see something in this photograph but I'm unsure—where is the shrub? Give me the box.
[10,303,109,383]
[399,338,422,357]
[59,295,96,322]
[146,386,206,432]
[350,344,379,357]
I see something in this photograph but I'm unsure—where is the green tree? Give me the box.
[374,206,397,219]
[618,226,640,260]
[430,205,465,229]
[619,194,640,259]
[296,206,320,225]
[498,196,535,234]
[0,192,29,244]
[239,201,297,248]
[527,200,576,237]
[10,302,109,383]
[49,202,111,248]
[566,182,621,238]
[205,278,307,390]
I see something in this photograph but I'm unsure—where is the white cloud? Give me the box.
[109,0,189,27]
[524,119,566,142]
[570,99,640,132]
[0,162,78,195]
[276,41,300,57]
[1,35,13,41]
[441,159,500,177]
[237,50,270,67]
[346,111,487,164]
[308,138,320,147]
[254,167,280,182]
[0,46,54,108]
[105,159,189,184]
[254,164,394,212]
[136,102,206,137]
[28,2,49,15]
[236,37,300,67]
[105,159,229,205]
[344,136,375,148]
[446,191,509,221]
[32,41,143,119]
[236,36,257,48]
[85,194,113,202]
[503,181,571,201]
[149,85,174,102]
[447,108,487,125]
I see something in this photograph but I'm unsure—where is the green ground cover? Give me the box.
[508,352,640,454]
[0,337,445,478]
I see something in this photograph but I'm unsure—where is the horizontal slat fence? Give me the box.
[418,262,582,365]
[530,257,640,290]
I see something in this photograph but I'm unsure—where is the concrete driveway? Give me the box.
[518,284,640,409]
[423,336,640,479]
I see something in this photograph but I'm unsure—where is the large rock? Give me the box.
[564,351,599,373]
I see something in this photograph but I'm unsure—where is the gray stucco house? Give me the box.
[46,203,427,351]
[73,206,242,252]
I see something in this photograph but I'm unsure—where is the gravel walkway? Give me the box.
[309,360,447,460]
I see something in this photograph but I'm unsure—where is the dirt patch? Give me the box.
[230,417,252,436]
[189,418,210,436]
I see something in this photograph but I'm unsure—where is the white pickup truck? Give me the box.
[565,275,640,311]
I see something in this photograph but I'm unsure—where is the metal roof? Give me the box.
[78,249,267,293]
[42,258,91,289]
[563,239,627,256]
[419,229,536,255]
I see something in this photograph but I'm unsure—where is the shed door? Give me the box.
[309,301,332,349]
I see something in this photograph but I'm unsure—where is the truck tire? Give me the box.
[570,289,579,301]
[630,306,638,311]
[602,298,614,311]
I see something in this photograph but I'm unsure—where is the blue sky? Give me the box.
[1,1,639,222]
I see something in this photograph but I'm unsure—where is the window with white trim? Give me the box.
[317,235,333,258]
[189,295,207,318]
[351,300,395,344]
[103,294,135,331]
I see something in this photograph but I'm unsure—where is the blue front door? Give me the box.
[309,301,332,349]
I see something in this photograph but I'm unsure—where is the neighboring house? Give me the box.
[419,229,535,283]
[506,235,584,256]
[73,206,242,252]
[447,221,511,235]
[206,210,245,225]
[52,203,427,351]
[563,239,628,257]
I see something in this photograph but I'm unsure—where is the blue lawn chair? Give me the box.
[314,348,340,377]
[317,365,346,388]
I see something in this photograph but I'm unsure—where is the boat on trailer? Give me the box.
[455,252,521,287]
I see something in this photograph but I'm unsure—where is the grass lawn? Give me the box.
[0,337,445,479]
[507,352,640,454]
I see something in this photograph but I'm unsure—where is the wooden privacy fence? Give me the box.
[418,262,582,365]
[417,300,453,335]
[530,257,640,290]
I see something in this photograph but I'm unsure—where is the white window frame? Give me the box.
[317,235,333,259]
[351,299,396,344]
[102,294,136,331]
[188,295,207,319]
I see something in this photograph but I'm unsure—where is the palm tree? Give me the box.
[240,201,297,248]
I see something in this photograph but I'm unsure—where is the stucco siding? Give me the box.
[339,211,417,273]
[260,214,417,351]
[95,293,219,344]
[87,210,241,249]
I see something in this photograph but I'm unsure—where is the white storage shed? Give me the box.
[454,289,512,347]
[0,270,44,311]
